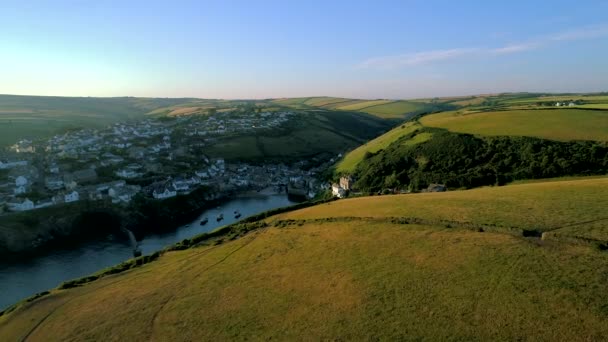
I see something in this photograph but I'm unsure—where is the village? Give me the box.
[0,110,334,214]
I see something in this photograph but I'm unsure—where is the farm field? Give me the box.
[353,100,428,119]
[420,109,608,141]
[1,178,608,340]
[333,100,394,111]
[273,97,434,119]
[301,97,350,107]
[503,94,608,105]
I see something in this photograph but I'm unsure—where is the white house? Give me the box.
[14,185,27,195]
[64,191,80,203]
[109,185,140,204]
[172,180,191,192]
[153,185,177,200]
[45,176,64,190]
[7,198,34,211]
[15,176,28,187]
[195,170,210,179]
[0,160,28,169]
[116,169,141,179]
[331,183,346,198]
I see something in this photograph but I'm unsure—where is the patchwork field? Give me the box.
[1,178,607,340]
[272,97,433,119]
[0,95,196,146]
[420,109,608,141]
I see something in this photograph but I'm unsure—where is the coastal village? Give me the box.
[0,110,336,214]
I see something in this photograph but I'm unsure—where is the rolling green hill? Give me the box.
[336,122,423,173]
[0,95,196,146]
[1,178,607,340]
[337,96,608,180]
[203,109,393,161]
[272,97,437,119]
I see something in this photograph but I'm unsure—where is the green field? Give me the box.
[281,177,608,240]
[1,178,608,340]
[272,97,435,119]
[420,109,608,141]
[334,100,394,111]
[355,100,428,118]
[205,110,392,161]
[336,122,421,173]
[301,97,349,107]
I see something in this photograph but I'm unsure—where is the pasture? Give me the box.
[420,108,608,141]
[352,100,428,119]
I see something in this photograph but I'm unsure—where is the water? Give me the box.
[0,194,297,310]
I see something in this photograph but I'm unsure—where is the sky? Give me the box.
[1,0,608,99]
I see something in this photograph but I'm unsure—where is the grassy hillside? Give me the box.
[272,98,437,120]
[336,122,422,173]
[420,109,608,142]
[354,101,429,119]
[1,178,607,340]
[204,110,392,161]
[0,95,195,146]
[281,176,608,241]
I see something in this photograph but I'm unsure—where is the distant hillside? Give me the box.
[272,97,445,119]
[336,94,608,187]
[203,109,393,161]
[1,178,607,340]
[0,95,196,146]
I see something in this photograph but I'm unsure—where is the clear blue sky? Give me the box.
[1,0,607,99]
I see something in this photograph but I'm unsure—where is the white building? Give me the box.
[64,191,80,203]
[0,160,28,169]
[153,186,177,200]
[15,176,28,187]
[7,198,34,211]
[116,169,141,179]
[331,183,346,198]
[14,185,27,195]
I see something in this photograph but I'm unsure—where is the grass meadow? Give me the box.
[336,122,421,173]
[420,109,608,141]
[279,177,608,240]
[354,100,428,118]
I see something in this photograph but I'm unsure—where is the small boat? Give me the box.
[217,213,224,221]
[185,224,190,228]
[234,211,241,219]
[200,217,209,225]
